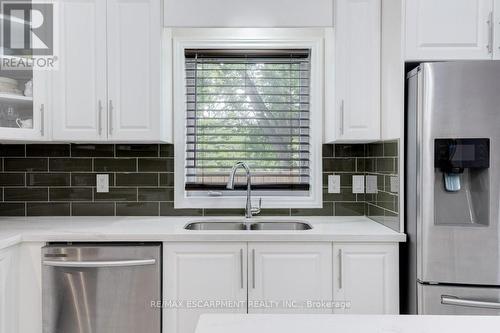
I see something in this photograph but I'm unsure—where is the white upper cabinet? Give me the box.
[52,0,107,141]
[333,243,399,314]
[164,0,334,27]
[405,0,494,60]
[326,0,381,143]
[163,243,247,333]
[495,2,500,59]
[248,243,332,314]
[107,0,163,141]
[0,68,50,142]
[51,0,167,142]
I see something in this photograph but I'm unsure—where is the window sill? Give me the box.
[174,194,323,209]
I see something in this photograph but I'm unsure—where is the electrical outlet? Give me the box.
[96,174,109,193]
[390,176,399,193]
[328,175,341,193]
[352,175,365,194]
[366,175,378,194]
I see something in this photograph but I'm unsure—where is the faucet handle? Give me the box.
[251,197,262,216]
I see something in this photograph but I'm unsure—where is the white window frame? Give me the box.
[171,28,328,209]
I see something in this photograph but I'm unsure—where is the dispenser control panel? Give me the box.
[435,138,489,172]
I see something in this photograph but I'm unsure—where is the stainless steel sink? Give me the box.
[184,221,247,230]
[184,220,312,231]
[250,221,312,231]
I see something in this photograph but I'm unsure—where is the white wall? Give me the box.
[164,0,334,27]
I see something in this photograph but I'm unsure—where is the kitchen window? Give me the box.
[172,29,325,208]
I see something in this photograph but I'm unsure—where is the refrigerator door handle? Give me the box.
[441,295,500,310]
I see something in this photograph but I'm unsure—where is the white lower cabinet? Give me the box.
[248,242,332,314]
[333,243,399,314]
[163,242,333,333]
[4,240,400,333]
[164,241,399,333]
[163,243,248,333]
[0,246,18,333]
[18,242,44,333]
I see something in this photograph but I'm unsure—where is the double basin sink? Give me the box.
[185,221,312,231]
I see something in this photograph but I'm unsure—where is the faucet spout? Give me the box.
[226,162,261,218]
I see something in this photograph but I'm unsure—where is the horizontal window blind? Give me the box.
[184,49,311,191]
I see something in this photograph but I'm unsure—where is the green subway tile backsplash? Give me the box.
[365,140,400,231]
[0,143,399,226]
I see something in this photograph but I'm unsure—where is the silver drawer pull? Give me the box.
[108,100,113,135]
[338,248,343,289]
[252,248,256,289]
[43,259,156,268]
[98,100,103,136]
[441,295,500,310]
[487,11,493,54]
[240,248,244,289]
[340,99,345,135]
[40,104,45,136]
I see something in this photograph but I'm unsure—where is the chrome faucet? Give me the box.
[226,161,261,218]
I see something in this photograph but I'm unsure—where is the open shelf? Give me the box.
[0,92,33,107]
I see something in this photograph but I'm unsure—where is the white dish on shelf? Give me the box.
[0,87,22,95]
[0,76,18,86]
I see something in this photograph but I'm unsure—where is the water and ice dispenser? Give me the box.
[434,139,490,225]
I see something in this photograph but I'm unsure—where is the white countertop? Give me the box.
[195,314,500,333]
[0,216,405,250]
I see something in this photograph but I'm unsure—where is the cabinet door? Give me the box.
[18,242,44,333]
[248,242,332,314]
[494,0,500,59]
[0,69,49,142]
[106,0,162,142]
[332,0,381,142]
[51,0,107,141]
[333,243,398,314]
[163,243,247,333]
[405,0,493,60]
[0,246,18,333]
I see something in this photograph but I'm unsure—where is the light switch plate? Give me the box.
[366,175,378,194]
[352,175,365,194]
[96,174,109,193]
[328,175,341,193]
[390,176,399,193]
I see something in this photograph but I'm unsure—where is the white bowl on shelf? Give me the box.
[0,76,18,86]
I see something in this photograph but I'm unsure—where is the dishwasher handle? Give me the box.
[43,258,156,268]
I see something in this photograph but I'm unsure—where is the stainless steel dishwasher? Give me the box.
[42,243,161,333]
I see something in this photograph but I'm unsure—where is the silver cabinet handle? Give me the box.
[340,100,345,136]
[487,11,493,54]
[108,100,113,135]
[240,248,244,289]
[442,295,500,310]
[43,259,156,268]
[252,248,256,289]
[98,100,103,136]
[40,104,45,136]
[338,249,343,289]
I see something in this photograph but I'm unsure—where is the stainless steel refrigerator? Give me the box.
[405,61,500,314]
